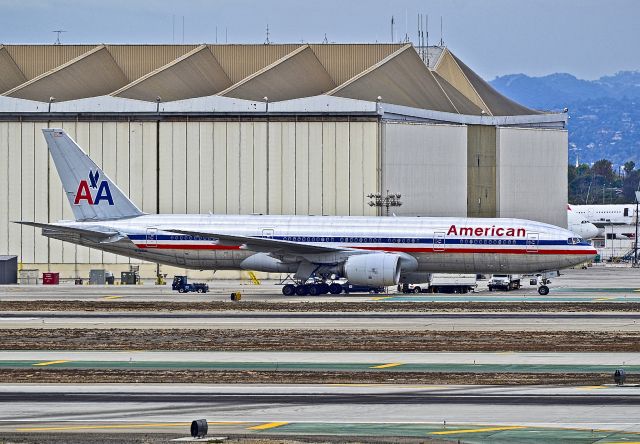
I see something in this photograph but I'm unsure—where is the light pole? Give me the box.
[367,190,402,216]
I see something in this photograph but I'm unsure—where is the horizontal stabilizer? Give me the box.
[14,221,120,241]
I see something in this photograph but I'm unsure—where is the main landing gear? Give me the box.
[282,282,343,296]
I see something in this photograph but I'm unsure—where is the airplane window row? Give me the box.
[567,237,583,245]
[459,239,517,245]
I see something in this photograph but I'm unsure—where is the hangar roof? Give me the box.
[0,43,540,117]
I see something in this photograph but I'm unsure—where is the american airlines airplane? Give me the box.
[17,129,596,296]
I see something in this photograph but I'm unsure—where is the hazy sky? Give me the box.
[1,0,638,80]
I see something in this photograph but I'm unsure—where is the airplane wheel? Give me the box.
[295,285,309,296]
[538,285,549,296]
[413,287,421,294]
[282,284,295,296]
[329,283,343,294]
[308,285,320,296]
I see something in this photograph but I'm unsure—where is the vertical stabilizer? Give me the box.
[42,128,144,221]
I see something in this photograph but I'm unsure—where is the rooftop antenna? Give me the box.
[215,26,218,43]
[391,16,394,42]
[426,15,429,65]
[439,16,444,46]
[265,23,271,44]
[417,13,421,59]
[323,33,328,44]
[225,27,228,43]
[52,30,66,45]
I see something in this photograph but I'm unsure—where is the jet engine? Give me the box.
[343,253,401,286]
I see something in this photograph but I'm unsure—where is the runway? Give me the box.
[1,350,638,373]
[2,310,640,330]
[1,383,639,441]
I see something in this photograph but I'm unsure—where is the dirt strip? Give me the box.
[0,368,629,385]
[2,300,640,312]
[3,328,640,352]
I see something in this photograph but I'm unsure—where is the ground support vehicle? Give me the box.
[399,274,477,294]
[171,276,209,293]
[488,274,521,291]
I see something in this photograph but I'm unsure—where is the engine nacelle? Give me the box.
[344,253,401,287]
[240,253,298,273]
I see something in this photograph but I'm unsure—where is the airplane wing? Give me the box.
[167,228,349,255]
[14,221,125,243]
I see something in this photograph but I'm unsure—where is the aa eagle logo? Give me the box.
[74,170,114,205]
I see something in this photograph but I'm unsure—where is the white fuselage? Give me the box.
[567,208,600,239]
[570,204,638,226]
[48,214,597,274]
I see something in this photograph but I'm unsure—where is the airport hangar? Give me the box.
[0,43,568,278]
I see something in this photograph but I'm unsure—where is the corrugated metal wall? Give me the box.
[496,127,568,227]
[0,119,378,268]
[382,122,468,217]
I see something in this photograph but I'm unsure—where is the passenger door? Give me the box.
[145,227,157,248]
[526,233,539,253]
[434,232,445,252]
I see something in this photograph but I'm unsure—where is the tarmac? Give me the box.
[1,350,638,374]
[2,310,640,330]
[1,383,639,441]
[1,265,639,441]
[1,266,639,303]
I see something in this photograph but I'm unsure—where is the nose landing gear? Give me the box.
[535,273,554,295]
[538,283,550,295]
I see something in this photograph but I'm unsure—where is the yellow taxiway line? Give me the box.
[247,421,289,430]
[32,360,70,367]
[370,296,392,301]
[370,363,404,369]
[103,295,123,300]
[431,425,526,435]
[576,385,606,390]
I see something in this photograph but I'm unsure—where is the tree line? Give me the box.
[569,160,640,204]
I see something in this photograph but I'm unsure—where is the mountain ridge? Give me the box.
[490,71,640,167]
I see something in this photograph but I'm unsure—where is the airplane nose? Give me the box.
[587,225,600,239]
